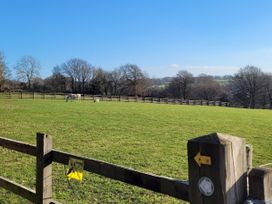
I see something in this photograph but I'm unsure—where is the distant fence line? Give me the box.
[0,91,230,107]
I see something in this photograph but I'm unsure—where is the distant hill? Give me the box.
[151,75,232,87]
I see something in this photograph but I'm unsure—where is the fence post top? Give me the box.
[188,132,245,144]
[249,167,272,177]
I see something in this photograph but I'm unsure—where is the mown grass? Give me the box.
[0,99,271,203]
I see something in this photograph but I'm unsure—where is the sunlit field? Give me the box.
[0,99,271,203]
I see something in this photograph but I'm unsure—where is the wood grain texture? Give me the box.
[36,133,53,204]
[0,136,36,156]
[248,167,272,201]
[188,133,247,204]
[0,176,36,202]
[52,150,189,201]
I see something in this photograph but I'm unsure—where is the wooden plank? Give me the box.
[0,136,36,156]
[36,133,53,204]
[188,133,247,204]
[248,167,272,201]
[0,176,36,203]
[52,150,189,201]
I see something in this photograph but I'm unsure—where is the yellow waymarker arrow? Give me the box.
[194,152,212,167]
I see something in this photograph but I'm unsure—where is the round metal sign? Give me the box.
[198,176,214,196]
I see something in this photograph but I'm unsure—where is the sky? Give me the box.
[1,0,272,78]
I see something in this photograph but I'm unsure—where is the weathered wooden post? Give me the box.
[36,133,53,204]
[248,167,272,203]
[188,133,247,204]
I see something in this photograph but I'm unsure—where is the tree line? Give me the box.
[0,51,271,109]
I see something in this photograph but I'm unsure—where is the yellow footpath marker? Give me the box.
[66,158,84,182]
[194,152,212,167]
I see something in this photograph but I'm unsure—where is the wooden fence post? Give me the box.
[36,133,53,204]
[248,167,272,202]
[187,133,247,204]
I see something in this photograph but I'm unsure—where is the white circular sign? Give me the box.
[198,177,214,196]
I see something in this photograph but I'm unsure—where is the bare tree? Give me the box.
[0,51,5,90]
[44,65,67,92]
[62,58,92,93]
[109,68,123,95]
[15,56,41,89]
[168,70,194,99]
[230,66,264,108]
[263,73,272,109]
[192,74,222,100]
[120,64,149,96]
[80,63,93,93]
[90,68,110,95]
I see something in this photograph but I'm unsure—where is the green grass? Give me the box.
[0,99,272,203]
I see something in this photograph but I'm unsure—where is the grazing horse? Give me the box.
[65,94,81,102]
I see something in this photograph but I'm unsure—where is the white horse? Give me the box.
[65,94,81,102]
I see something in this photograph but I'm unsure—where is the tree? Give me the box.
[0,51,6,90]
[0,51,11,90]
[109,68,123,95]
[90,68,110,95]
[263,73,272,109]
[79,63,93,93]
[230,66,264,108]
[44,65,67,92]
[167,70,194,99]
[192,74,222,100]
[15,56,41,89]
[62,58,92,93]
[119,64,149,96]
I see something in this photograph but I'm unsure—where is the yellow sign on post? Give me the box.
[194,152,212,167]
[66,158,84,182]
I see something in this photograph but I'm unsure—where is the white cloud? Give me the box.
[169,63,180,69]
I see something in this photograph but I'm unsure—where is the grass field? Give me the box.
[0,99,271,203]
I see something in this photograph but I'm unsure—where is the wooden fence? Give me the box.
[1,132,272,203]
[0,91,230,107]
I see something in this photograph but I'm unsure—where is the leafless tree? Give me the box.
[108,68,123,95]
[14,56,41,89]
[62,58,92,93]
[120,64,149,96]
[230,66,264,108]
[80,63,93,93]
[0,51,5,90]
[90,68,110,95]
[192,74,222,100]
[44,65,67,92]
[168,70,194,99]
[263,73,272,109]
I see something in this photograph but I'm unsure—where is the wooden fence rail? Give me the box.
[0,91,230,107]
[0,133,189,203]
[1,132,272,203]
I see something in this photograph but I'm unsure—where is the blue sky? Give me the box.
[1,0,272,78]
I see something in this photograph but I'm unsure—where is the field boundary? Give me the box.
[0,91,230,107]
